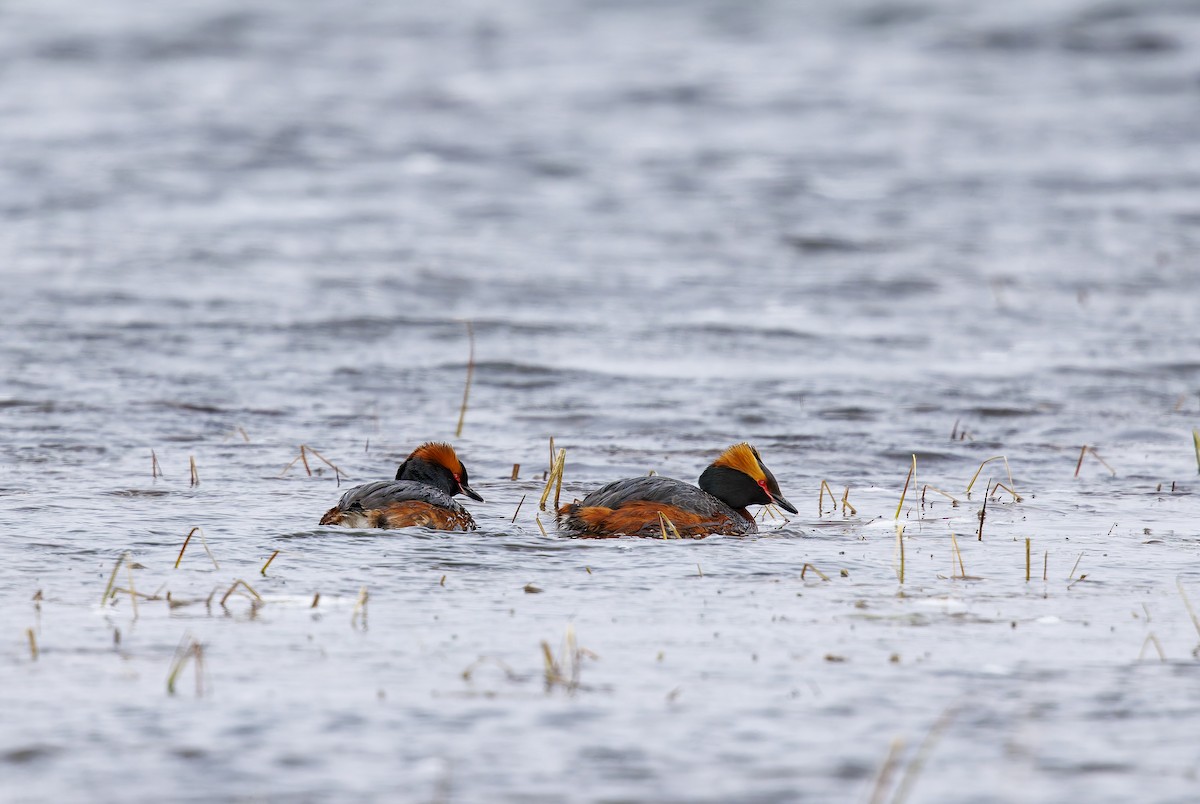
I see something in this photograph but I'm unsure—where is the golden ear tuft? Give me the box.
[712,443,766,481]
[410,442,463,474]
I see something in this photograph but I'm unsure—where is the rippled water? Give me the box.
[3,0,1200,801]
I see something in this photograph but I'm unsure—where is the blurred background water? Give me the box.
[2,0,1200,801]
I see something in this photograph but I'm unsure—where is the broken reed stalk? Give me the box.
[538,448,566,511]
[1177,578,1200,640]
[1138,634,1166,662]
[950,533,966,578]
[800,563,830,581]
[535,516,548,537]
[511,494,526,524]
[1043,550,1048,582]
[175,527,219,570]
[511,463,520,481]
[351,586,369,629]
[1067,552,1084,581]
[166,634,204,696]
[151,449,162,479]
[279,445,344,482]
[866,738,906,804]
[26,628,37,661]
[260,550,280,576]
[657,512,682,540]
[126,560,139,619]
[891,707,958,804]
[922,485,960,506]
[991,482,1021,502]
[102,552,129,606]
[1193,429,1200,475]
[189,455,199,487]
[455,320,474,438]
[1025,538,1031,582]
[976,485,989,541]
[1074,445,1115,478]
[841,486,856,516]
[819,480,837,516]
[219,579,263,609]
[966,456,1015,497]
[894,455,916,520]
[896,526,905,584]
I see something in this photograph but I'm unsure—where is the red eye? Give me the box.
[758,479,770,493]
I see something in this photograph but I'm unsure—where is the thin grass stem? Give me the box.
[455,320,474,438]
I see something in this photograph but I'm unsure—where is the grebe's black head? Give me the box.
[697,443,797,514]
[395,442,484,502]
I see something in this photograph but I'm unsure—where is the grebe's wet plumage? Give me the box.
[319,442,483,531]
[558,443,796,538]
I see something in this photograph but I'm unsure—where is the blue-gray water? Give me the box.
[2,1,1200,802]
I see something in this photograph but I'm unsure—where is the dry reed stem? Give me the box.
[541,625,592,693]
[311,593,320,608]
[174,528,195,569]
[538,448,566,511]
[697,563,703,578]
[1089,451,1113,475]
[657,512,681,540]
[1043,550,1048,582]
[189,455,199,487]
[976,485,989,541]
[891,707,958,804]
[1067,552,1085,581]
[1073,445,1088,478]
[175,527,219,570]
[1177,578,1200,640]
[280,445,345,482]
[819,480,837,516]
[26,628,37,661]
[866,738,906,804]
[351,586,369,629]
[455,320,474,438]
[894,455,916,520]
[1193,429,1200,474]
[842,486,857,516]
[151,449,162,479]
[1074,445,1115,478]
[220,579,263,609]
[1025,538,1031,582]
[126,560,139,619]
[800,563,830,582]
[535,516,548,537]
[921,485,960,506]
[511,463,520,481]
[511,494,526,524]
[950,533,966,578]
[102,552,128,606]
[966,456,1014,497]
[166,634,204,696]
[896,525,905,584]
[990,482,1022,502]
[1138,634,1166,661]
[260,550,280,576]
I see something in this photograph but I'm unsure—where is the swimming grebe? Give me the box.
[558,443,796,538]
[319,442,484,530]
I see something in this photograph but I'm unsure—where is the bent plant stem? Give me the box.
[455,320,474,438]
[966,456,1015,497]
[102,552,129,606]
[894,455,916,520]
[657,512,681,540]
